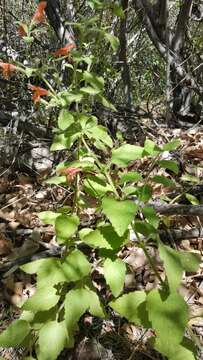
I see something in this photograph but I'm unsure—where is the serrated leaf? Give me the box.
[151,175,173,187]
[185,193,199,205]
[102,197,138,236]
[110,291,148,327]
[22,286,60,312]
[80,225,128,250]
[45,176,67,185]
[104,258,126,297]
[38,211,60,225]
[58,109,74,130]
[112,144,144,167]
[119,171,143,184]
[0,320,30,347]
[162,139,181,151]
[147,290,188,358]
[84,175,113,196]
[60,250,91,280]
[65,287,105,346]
[105,33,119,51]
[159,160,179,174]
[38,321,67,360]
[55,214,79,243]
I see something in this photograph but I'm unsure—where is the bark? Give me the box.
[44,0,75,44]
[133,0,203,117]
[119,0,132,107]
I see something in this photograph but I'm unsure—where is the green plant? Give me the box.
[0,3,201,360]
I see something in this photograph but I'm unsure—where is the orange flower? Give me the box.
[57,167,81,183]
[32,1,47,23]
[53,43,76,58]
[28,85,49,103]
[18,23,27,37]
[0,62,16,79]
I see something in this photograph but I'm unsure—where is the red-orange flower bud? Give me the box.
[28,85,49,103]
[32,1,47,23]
[53,43,76,58]
[0,62,17,79]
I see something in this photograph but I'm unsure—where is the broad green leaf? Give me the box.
[112,144,143,167]
[38,211,60,225]
[36,258,67,288]
[45,176,67,185]
[102,197,138,236]
[55,214,79,243]
[159,160,179,174]
[60,250,91,280]
[158,241,183,291]
[58,109,74,130]
[178,251,201,272]
[147,290,188,358]
[0,320,30,347]
[134,221,158,239]
[85,125,113,148]
[181,174,199,183]
[151,175,173,187]
[110,291,148,327]
[83,71,104,90]
[98,95,117,111]
[105,33,119,51]
[119,171,143,184]
[142,206,160,228]
[80,229,113,249]
[21,258,47,274]
[22,286,60,312]
[144,139,160,155]
[123,186,137,196]
[50,134,71,151]
[84,175,113,196]
[137,184,152,201]
[103,258,126,297]
[162,139,181,151]
[65,287,105,346]
[38,321,67,360]
[80,86,101,95]
[185,193,199,205]
[168,338,197,360]
[80,225,128,250]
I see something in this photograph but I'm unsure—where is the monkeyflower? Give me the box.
[53,43,76,58]
[28,85,49,103]
[0,62,17,79]
[57,167,81,183]
[32,1,47,23]
[18,23,27,37]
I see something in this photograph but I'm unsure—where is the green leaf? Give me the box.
[134,221,158,239]
[0,320,30,347]
[151,175,173,187]
[38,321,67,360]
[185,193,199,205]
[58,109,74,130]
[45,176,67,185]
[38,211,60,225]
[80,86,101,95]
[105,33,119,51]
[65,287,105,346]
[50,134,71,151]
[119,171,143,184]
[83,71,104,90]
[80,225,128,250]
[178,251,201,272]
[137,184,152,201]
[55,214,79,243]
[158,240,183,291]
[85,125,113,148]
[22,287,60,312]
[60,250,91,281]
[36,258,66,288]
[102,197,138,236]
[144,139,160,155]
[112,144,143,167]
[110,291,148,327]
[162,139,181,151]
[168,338,197,360]
[159,160,179,174]
[104,258,126,297]
[84,175,113,196]
[142,206,160,228]
[147,290,188,358]
[181,174,199,183]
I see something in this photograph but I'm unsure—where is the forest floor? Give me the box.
[0,109,203,360]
